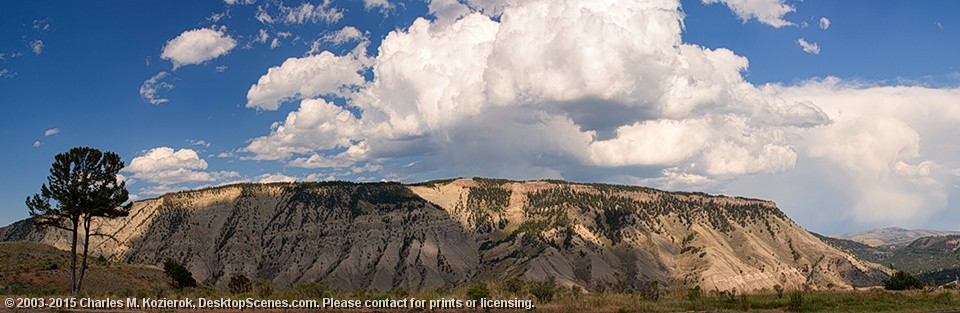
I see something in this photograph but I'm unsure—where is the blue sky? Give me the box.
[2,0,960,234]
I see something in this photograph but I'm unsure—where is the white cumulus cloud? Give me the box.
[323,26,366,45]
[126,147,239,185]
[242,0,823,180]
[245,44,370,110]
[702,0,795,28]
[280,1,342,24]
[819,17,831,30]
[257,173,297,183]
[140,71,174,105]
[238,0,960,231]
[161,28,237,69]
[797,38,820,54]
[44,128,59,136]
[364,0,392,11]
[30,40,44,55]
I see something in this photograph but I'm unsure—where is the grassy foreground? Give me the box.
[5,282,960,312]
[2,241,959,312]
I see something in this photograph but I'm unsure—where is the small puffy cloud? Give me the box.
[322,26,366,45]
[364,0,392,11]
[304,173,337,181]
[245,45,369,110]
[32,18,51,31]
[819,17,831,30]
[138,185,190,196]
[140,71,174,105]
[208,12,228,23]
[797,38,820,54]
[33,141,41,148]
[702,0,794,28]
[256,29,269,44]
[281,1,342,24]
[216,65,228,72]
[188,139,211,148]
[257,173,297,183]
[44,128,59,136]
[161,28,237,69]
[30,40,44,55]
[126,147,239,185]
[270,38,280,49]
[256,6,274,24]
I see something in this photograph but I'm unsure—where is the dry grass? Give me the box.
[2,242,959,312]
[0,241,168,297]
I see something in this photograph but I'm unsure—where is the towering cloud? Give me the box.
[238,0,960,230]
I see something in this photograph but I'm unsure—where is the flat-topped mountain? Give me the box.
[1,178,887,292]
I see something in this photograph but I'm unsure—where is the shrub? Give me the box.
[529,280,557,303]
[883,271,924,290]
[228,274,252,294]
[162,259,197,289]
[466,284,490,301]
[738,294,751,311]
[502,277,526,295]
[773,284,784,299]
[255,279,274,298]
[685,285,702,301]
[787,291,803,312]
[639,281,660,301]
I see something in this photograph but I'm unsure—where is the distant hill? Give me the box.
[885,235,960,275]
[0,241,167,295]
[1,178,887,293]
[831,227,960,250]
[819,231,960,286]
[812,233,893,265]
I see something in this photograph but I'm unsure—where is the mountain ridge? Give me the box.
[1,178,888,292]
[831,227,960,250]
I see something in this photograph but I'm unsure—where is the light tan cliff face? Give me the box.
[2,179,887,292]
[408,179,888,292]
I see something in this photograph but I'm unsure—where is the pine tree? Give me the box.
[25,147,130,295]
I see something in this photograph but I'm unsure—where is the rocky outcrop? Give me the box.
[2,178,888,292]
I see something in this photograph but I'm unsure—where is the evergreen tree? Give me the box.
[164,259,198,289]
[25,147,130,295]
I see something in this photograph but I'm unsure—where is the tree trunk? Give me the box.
[69,218,79,295]
[77,215,92,292]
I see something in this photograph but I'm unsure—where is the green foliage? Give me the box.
[162,259,197,289]
[256,278,274,298]
[773,284,784,299]
[638,281,660,301]
[502,277,526,296]
[408,178,458,188]
[787,290,804,312]
[529,280,557,303]
[883,270,925,290]
[228,274,252,294]
[738,294,751,311]
[26,147,131,295]
[685,285,702,301]
[465,283,490,301]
